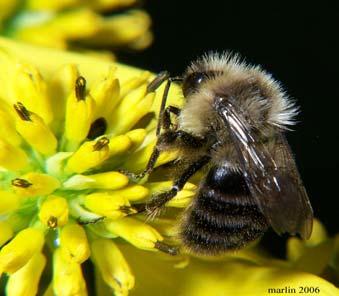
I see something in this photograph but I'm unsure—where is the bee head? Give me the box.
[182,52,232,97]
[182,71,214,97]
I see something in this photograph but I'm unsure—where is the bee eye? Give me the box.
[182,72,207,97]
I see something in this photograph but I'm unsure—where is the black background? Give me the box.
[119,1,339,249]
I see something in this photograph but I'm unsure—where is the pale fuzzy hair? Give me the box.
[182,52,299,130]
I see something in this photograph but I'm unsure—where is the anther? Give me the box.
[11,178,32,188]
[13,102,31,121]
[92,137,110,151]
[75,76,87,101]
[47,216,58,228]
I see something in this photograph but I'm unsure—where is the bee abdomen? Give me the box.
[180,166,268,254]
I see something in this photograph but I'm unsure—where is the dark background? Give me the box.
[119,1,339,250]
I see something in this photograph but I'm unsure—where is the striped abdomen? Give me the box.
[180,166,268,254]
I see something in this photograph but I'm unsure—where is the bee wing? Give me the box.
[215,99,313,239]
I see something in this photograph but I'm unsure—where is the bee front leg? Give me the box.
[119,73,182,180]
[162,105,181,130]
[138,155,211,218]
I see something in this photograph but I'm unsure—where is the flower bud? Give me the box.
[0,191,20,215]
[6,253,46,296]
[0,221,14,247]
[39,195,69,228]
[60,224,90,263]
[84,192,136,219]
[66,137,110,173]
[0,228,44,274]
[53,248,87,296]
[91,239,134,295]
[14,103,57,155]
[63,171,129,190]
[105,217,163,251]
[0,139,28,171]
[12,172,60,198]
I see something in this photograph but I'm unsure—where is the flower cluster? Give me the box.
[0,37,193,295]
[0,0,152,55]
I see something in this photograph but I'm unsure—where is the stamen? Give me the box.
[87,117,107,140]
[11,178,32,188]
[13,102,31,121]
[75,76,87,101]
[47,216,58,228]
[93,137,109,151]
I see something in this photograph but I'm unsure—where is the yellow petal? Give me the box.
[39,195,69,228]
[91,239,134,295]
[122,139,178,172]
[87,10,151,49]
[108,84,155,136]
[84,192,135,219]
[0,228,44,274]
[90,67,121,119]
[121,244,339,296]
[0,138,28,171]
[26,0,82,11]
[6,252,46,296]
[111,185,149,201]
[0,221,14,247]
[48,63,80,132]
[60,224,90,264]
[108,134,132,157]
[125,128,147,149]
[53,248,87,296]
[105,217,163,251]
[47,9,101,39]
[0,190,20,215]
[12,172,60,198]
[65,137,110,173]
[10,63,53,125]
[14,103,57,155]
[64,76,95,149]
[63,171,128,190]
[0,107,21,146]
[0,37,154,87]
[120,71,150,98]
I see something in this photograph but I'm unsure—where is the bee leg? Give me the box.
[144,155,211,217]
[146,71,170,93]
[120,74,182,180]
[158,130,205,148]
[156,75,182,136]
[120,130,203,181]
[119,147,160,181]
[162,105,181,130]
[154,241,179,256]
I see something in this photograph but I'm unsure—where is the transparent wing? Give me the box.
[215,98,313,239]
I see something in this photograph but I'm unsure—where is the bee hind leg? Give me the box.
[139,155,211,217]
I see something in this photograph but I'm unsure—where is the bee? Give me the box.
[129,52,313,255]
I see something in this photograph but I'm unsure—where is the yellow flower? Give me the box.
[0,0,152,56]
[0,37,338,296]
[0,37,183,295]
